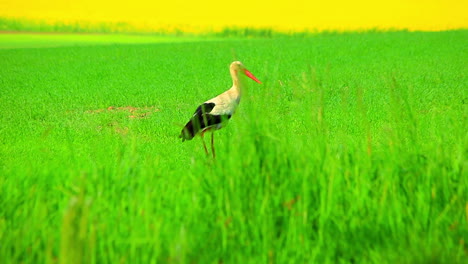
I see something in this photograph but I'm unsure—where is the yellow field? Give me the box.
[1,0,467,32]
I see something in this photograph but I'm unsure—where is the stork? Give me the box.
[179,61,261,158]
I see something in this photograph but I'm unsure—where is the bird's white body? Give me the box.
[205,87,240,116]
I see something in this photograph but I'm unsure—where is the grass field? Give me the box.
[0,31,467,263]
[0,33,216,49]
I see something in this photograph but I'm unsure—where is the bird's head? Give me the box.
[230,61,261,84]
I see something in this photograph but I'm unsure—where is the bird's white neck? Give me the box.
[230,68,246,97]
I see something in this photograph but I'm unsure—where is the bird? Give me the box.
[179,61,261,158]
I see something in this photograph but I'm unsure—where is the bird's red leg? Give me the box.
[201,133,209,156]
[211,132,216,159]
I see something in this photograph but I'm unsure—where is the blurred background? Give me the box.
[1,0,467,33]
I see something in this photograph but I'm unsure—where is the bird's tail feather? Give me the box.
[180,119,198,141]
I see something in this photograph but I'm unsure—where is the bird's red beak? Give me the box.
[244,69,262,84]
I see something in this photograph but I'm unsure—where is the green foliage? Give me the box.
[0,17,149,34]
[0,31,467,263]
[0,17,424,37]
[214,27,275,38]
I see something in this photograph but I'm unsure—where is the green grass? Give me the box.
[0,31,467,263]
[0,33,218,49]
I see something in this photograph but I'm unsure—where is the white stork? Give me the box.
[179,61,261,158]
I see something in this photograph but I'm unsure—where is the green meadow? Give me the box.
[0,30,467,263]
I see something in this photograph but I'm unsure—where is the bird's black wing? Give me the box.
[193,102,215,116]
[180,103,231,141]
